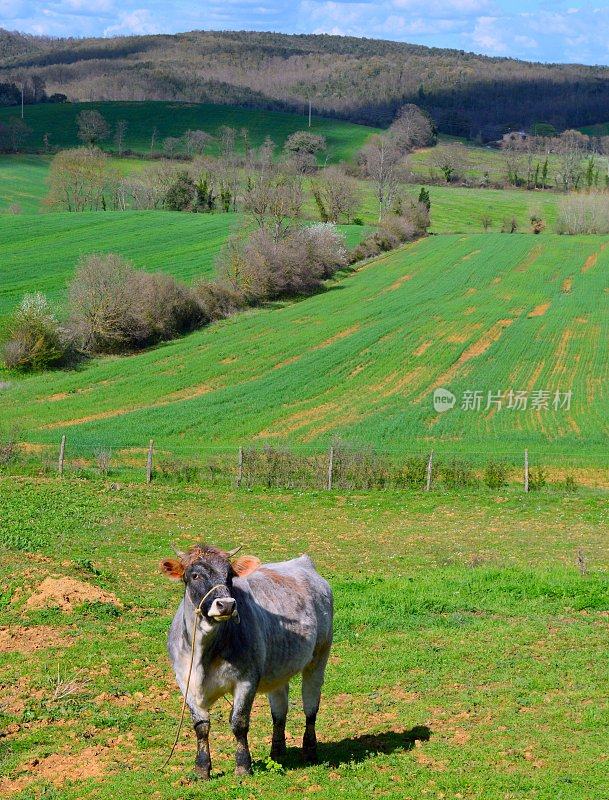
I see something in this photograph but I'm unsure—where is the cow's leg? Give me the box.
[231,683,256,777]
[301,644,331,764]
[193,713,211,779]
[268,684,289,760]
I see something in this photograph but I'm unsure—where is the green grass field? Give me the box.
[2,233,607,465]
[408,141,572,189]
[0,211,370,317]
[0,101,379,162]
[2,477,609,799]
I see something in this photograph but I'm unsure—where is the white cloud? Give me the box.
[103,7,160,34]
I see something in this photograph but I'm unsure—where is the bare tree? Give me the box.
[76,110,110,147]
[389,104,435,153]
[359,134,401,221]
[183,129,213,157]
[0,117,31,152]
[310,166,360,223]
[113,119,128,155]
[45,148,115,211]
[283,131,326,173]
[162,136,182,158]
[243,175,303,240]
[429,143,469,183]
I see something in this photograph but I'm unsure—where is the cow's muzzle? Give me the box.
[208,597,239,623]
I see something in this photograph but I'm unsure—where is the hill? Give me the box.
[1,232,607,465]
[0,100,379,160]
[2,30,609,137]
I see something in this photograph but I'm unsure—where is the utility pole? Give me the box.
[308,99,312,129]
[21,84,24,119]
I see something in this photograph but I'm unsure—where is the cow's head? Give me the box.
[160,544,260,624]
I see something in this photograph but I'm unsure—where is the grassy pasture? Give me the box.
[0,101,379,163]
[1,477,609,799]
[0,211,370,316]
[2,233,608,465]
[408,142,570,189]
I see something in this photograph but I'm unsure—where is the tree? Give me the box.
[76,110,109,147]
[310,167,360,223]
[359,134,401,221]
[243,175,303,240]
[183,129,213,157]
[164,171,196,211]
[45,147,114,211]
[418,186,431,210]
[114,119,128,155]
[0,117,31,152]
[284,131,326,173]
[429,144,468,183]
[2,293,66,372]
[162,136,182,158]
[389,104,435,153]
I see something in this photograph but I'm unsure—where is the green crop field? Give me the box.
[0,101,379,162]
[2,478,609,799]
[369,184,561,234]
[2,233,607,466]
[0,154,51,213]
[0,212,370,316]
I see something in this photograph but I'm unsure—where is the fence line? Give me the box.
[0,433,604,490]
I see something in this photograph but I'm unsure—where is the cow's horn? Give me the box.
[171,542,186,559]
[227,546,242,558]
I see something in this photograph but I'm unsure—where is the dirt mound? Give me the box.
[0,746,108,796]
[25,577,122,613]
[0,625,72,653]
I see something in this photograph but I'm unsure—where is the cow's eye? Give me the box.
[192,574,201,580]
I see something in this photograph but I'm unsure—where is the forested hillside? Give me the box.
[2,29,609,137]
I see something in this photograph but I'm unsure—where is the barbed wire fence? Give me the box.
[3,431,607,492]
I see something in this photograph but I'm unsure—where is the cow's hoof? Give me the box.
[194,764,211,781]
[270,745,287,760]
[235,764,253,777]
[303,749,318,764]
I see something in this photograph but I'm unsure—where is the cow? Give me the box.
[160,544,333,779]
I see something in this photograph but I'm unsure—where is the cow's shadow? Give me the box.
[278,724,431,770]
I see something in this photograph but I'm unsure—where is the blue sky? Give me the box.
[2,0,609,65]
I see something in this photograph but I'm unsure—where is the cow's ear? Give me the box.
[231,555,261,577]
[160,558,185,581]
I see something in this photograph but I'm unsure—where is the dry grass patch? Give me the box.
[25,576,122,613]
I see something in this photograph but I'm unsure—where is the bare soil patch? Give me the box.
[25,577,122,613]
[0,625,72,653]
[0,746,109,796]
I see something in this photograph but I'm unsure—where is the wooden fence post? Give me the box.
[425,450,434,492]
[146,439,154,484]
[524,449,529,493]
[237,446,243,488]
[327,446,334,491]
[58,435,66,476]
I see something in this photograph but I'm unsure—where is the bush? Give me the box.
[441,459,478,488]
[484,460,508,488]
[216,224,347,302]
[528,466,547,491]
[2,293,68,371]
[564,474,578,492]
[196,281,246,321]
[68,254,202,354]
[0,431,19,468]
[556,194,609,234]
